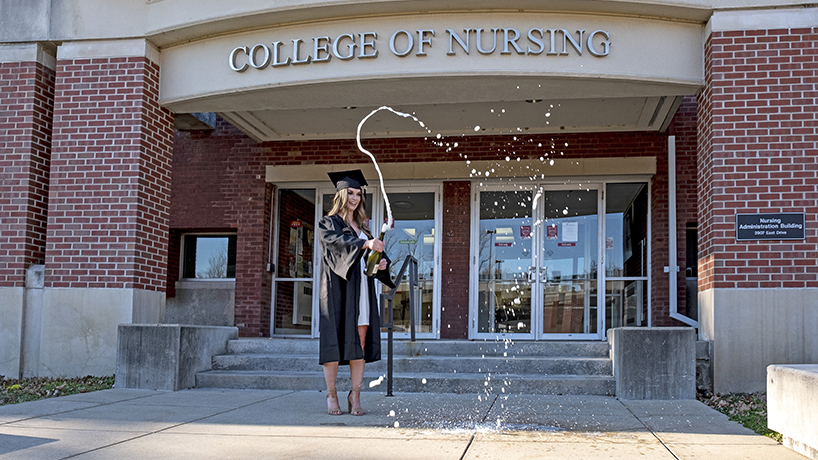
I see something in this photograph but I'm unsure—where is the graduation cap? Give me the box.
[328,169,368,191]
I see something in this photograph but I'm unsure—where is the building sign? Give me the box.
[229,27,611,72]
[520,225,531,239]
[495,242,513,247]
[546,224,558,239]
[736,213,805,241]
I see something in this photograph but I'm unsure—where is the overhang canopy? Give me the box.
[160,11,704,141]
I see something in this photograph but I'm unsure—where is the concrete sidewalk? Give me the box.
[0,389,804,460]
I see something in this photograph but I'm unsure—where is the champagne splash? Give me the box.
[356,106,429,233]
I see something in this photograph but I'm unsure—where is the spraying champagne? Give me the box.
[356,107,429,279]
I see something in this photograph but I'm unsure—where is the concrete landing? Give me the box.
[0,389,804,460]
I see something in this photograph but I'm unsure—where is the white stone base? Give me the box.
[768,365,818,459]
[700,288,818,393]
[31,288,165,377]
[0,287,24,378]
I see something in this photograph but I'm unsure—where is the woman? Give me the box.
[317,170,394,416]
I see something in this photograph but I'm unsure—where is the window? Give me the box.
[182,234,237,279]
[604,183,649,328]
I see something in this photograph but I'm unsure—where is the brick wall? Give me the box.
[173,117,687,335]
[441,181,471,338]
[45,56,173,290]
[171,121,274,336]
[698,28,818,290]
[0,61,55,287]
[698,36,716,293]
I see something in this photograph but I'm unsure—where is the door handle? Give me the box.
[527,266,537,283]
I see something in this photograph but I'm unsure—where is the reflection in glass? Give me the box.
[604,183,649,331]
[182,235,237,279]
[380,192,435,334]
[543,281,597,334]
[604,183,648,277]
[606,280,647,328]
[274,189,316,336]
[477,190,533,334]
[273,281,314,335]
[541,189,598,335]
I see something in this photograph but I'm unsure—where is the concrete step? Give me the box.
[199,338,614,395]
[211,354,612,376]
[226,338,610,358]
[196,370,615,395]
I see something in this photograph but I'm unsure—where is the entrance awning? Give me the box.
[160,11,703,141]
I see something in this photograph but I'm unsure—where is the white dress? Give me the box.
[357,231,370,327]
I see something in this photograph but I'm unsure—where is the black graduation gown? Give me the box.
[317,214,394,365]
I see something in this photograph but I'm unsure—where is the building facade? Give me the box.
[1,0,815,393]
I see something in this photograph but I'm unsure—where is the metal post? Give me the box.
[382,255,417,397]
[382,292,394,397]
[409,258,417,342]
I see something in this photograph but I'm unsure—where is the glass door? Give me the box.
[537,187,602,339]
[379,187,440,338]
[474,187,535,339]
[272,189,318,336]
[472,183,603,340]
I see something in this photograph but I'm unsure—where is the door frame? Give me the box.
[469,182,539,341]
[270,181,443,339]
[533,183,604,340]
[468,176,652,341]
[270,186,323,338]
[377,182,443,340]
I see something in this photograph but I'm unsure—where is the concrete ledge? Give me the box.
[116,324,238,391]
[768,365,818,459]
[610,327,696,400]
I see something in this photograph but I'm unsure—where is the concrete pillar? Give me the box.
[0,42,56,378]
[697,10,818,393]
[37,39,174,377]
[610,327,696,400]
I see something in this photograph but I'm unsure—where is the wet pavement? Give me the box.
[0,389,805,459]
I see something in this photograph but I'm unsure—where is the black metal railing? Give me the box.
[380,254,418,397]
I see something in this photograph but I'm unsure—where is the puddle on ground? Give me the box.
[413,420,563,434]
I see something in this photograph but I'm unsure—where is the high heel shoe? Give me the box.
[347,388,364,416]
[326,389,342,415]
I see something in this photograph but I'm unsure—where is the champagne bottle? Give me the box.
[365,231,385,276]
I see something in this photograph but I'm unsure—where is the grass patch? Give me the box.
[1,376,114,406]
[699,392,783,442]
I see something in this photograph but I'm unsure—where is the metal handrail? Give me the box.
[380,254,418,397]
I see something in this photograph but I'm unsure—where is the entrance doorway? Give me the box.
[472,181,649,340]
[270,183,442,339]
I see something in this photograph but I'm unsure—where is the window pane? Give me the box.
[278,189,316,279]
[605,280,647,328]
[477,190,533,334]
[274,281,314,335]
[182,235,237,279]
[605,183,648,277]
[381,192,435,334]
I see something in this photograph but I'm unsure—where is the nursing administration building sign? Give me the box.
[736,213,806,241]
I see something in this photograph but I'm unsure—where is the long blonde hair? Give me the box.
[328,188,371,237]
